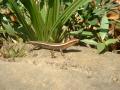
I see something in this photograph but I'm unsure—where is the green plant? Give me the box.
[7,0,91,42]
[81,15,118,53]
[69,0,119,53]
[0,1,21,43]
[0,40,26,58]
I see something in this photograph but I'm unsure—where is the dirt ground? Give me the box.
[0,46,120,90]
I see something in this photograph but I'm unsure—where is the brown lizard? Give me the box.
[27,38,79,58]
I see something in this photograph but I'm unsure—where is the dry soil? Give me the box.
[0,46,120,90]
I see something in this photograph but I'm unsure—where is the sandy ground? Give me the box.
[0,46,120,90]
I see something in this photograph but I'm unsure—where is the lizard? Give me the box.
[27,38,79,58]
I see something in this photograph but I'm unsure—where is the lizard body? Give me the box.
[28,39,79,50]
[27,38,79,57]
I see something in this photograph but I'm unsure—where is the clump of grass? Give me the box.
[7,0,91,42]
[0,40,26,60]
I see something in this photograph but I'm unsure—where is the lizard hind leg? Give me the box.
[60,49,65,56]
[50,49,56,58]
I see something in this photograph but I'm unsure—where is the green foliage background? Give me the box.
[0,0,119,54]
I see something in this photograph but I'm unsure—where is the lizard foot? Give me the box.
[50,50,56,58]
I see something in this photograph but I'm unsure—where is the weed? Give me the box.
[0,39,26,59]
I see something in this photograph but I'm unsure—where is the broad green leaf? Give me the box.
[81,39,98,45]
[2,22,16,36]
[99,15,109,41]
[100,15,109,29]
[99,29,108,41]
[70,29,83,35]
[97,43,106,53]
[0,29,6,33]
[105,39,118,46]
[93,9,106,15]
[81,31,93,36]
[88,19,98,25]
